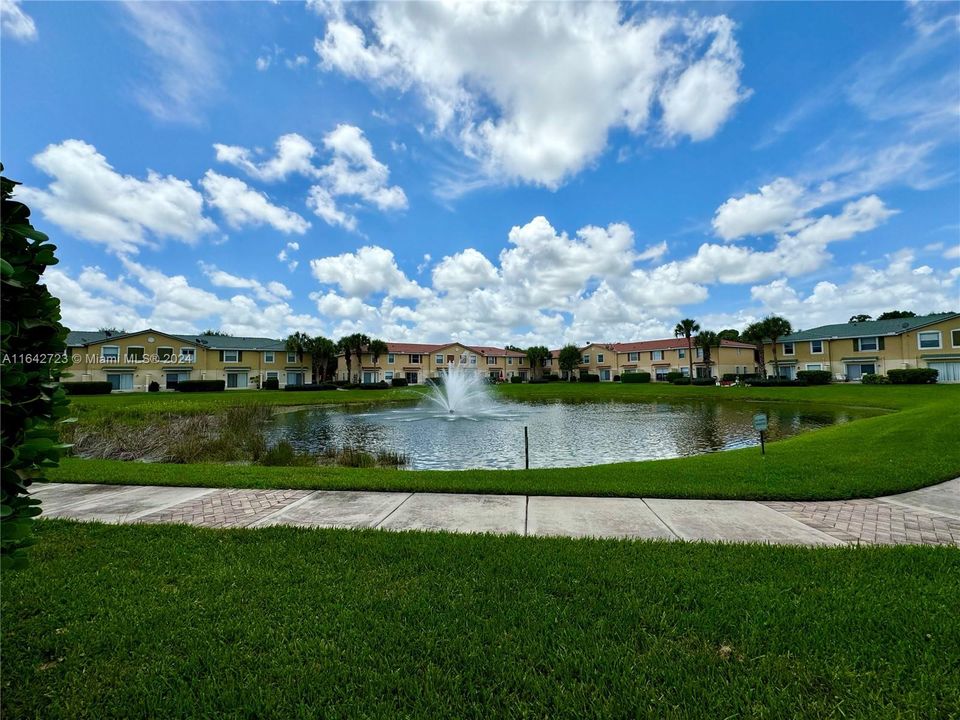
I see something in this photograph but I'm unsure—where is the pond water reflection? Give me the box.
[267,399,877,470]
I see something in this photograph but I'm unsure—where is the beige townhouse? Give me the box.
[65,329,311,391]
[336,342,528,383]
[548,339,759,381]
[761,312,960,382]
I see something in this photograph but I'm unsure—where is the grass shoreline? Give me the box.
[3,521,958,719]
[48,384,960,501]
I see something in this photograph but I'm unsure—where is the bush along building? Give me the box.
[760,312,960,383]
[64,329,312,391]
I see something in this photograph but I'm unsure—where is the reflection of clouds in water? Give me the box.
[266,400,874,471]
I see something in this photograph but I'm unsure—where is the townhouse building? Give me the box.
[65,329,312,391]
[551,339,760,381]
[761,312,960,382]
[336,342,529,383]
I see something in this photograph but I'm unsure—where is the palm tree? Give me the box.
[337,333,371,383]
[307,336,337,383]
[674,318,700,379]
[695,330,720,379]
[285,331,311,362]
[741,322,766,376]
[368,339,389,381]
[761,315,793,379]
[525,345,550,379]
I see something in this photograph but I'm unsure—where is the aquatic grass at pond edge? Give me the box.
[2,521,958,719]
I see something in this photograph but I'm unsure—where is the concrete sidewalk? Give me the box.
[31,479,960,547]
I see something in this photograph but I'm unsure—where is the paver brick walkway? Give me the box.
[35,478,959,547]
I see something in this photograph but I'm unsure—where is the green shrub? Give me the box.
[621,372,651,383]
[357,381,389,390]
[671,378,692,385]
[62,381,112,395]
[174,380,226,392]
[510,376,523,384]
[391,377,408,387]
[861,373,890,385]
[262,376,279,391]
[665,371,684,382]
[544,374,560,381]
[887,368,938,384]
[148,381,160,392]
[692,378,716,386]
[1,169,71,569]
[580,374,600,383]
[796,370,831,385]
[283,383,336,391]
[746,379,808,387]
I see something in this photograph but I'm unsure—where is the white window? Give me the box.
[487,356,497,365]
[582,354,590,364]
[101,345,119,363]
[519,357,525,365]
[470,355,477,364]
[226,371,248,389]
[180,347,196,363]
[810,340,823,354]
[696,348,703,358]
[678,348,685,359]
[952,329,960,348]
[410,354,421,364]
[387,353,395,364]
[652,350,664,361]
[286,352,297,363]
[264,351,275,363]
[918,331,941,350]
[385,371,394,381]
[265,371,279,380]
[157,346,175,362]
[435,354,444,364]
[806,364,822,371]
[681,367,690,376]
[224,350,239,363]
[507,357,513,365]
[857,337,878,351]
[597,353,604,363]
[126,346,144,362]
[628,352,638,362]
[782,342,795,355]
[285,371,303,386]
[106,372,133,390]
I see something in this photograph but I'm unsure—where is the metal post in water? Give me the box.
[524,425,529,470]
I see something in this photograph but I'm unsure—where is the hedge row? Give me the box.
[174,380,225,393]
[62,381,112,395]
[283,384,337,392]
[796,370,831,385]
[888,368,938,384]
[621,372,651,383]
[391,378,408,387]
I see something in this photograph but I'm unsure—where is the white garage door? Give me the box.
[927,362,960,383]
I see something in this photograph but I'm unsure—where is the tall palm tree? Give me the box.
[525,345,550,379]
[368,339,389,381]
[285,332,311,362]
[336,335,355,383]
[308,336,337,383]
[741,322,766,376]
[761,315,793,379]
[674,318,700,379]
[695,330,720,379]
[338,333,371,383]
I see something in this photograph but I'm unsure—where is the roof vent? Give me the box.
[901,322,909,328]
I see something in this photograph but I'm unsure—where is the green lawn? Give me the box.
[2,521,957,719]
[50,384,960,500]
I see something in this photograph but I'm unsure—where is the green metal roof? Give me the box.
[65,330,287,352]
[779,313,959,342]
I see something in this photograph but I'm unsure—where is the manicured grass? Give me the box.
[49,385,960,500]
[3,521,957,719]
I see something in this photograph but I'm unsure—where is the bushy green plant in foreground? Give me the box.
[1,169,70,569]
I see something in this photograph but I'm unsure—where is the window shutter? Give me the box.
[238,351,243,361]
[219,350,224,362]
[878,337,885,351]
[853,339,859,352]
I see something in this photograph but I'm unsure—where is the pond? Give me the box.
[267,399,878,470]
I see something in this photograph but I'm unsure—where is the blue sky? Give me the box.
[2,0,958,345]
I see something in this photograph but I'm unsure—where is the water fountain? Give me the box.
[423,358,503,420]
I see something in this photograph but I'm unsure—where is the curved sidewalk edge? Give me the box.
[29,478,960,547]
